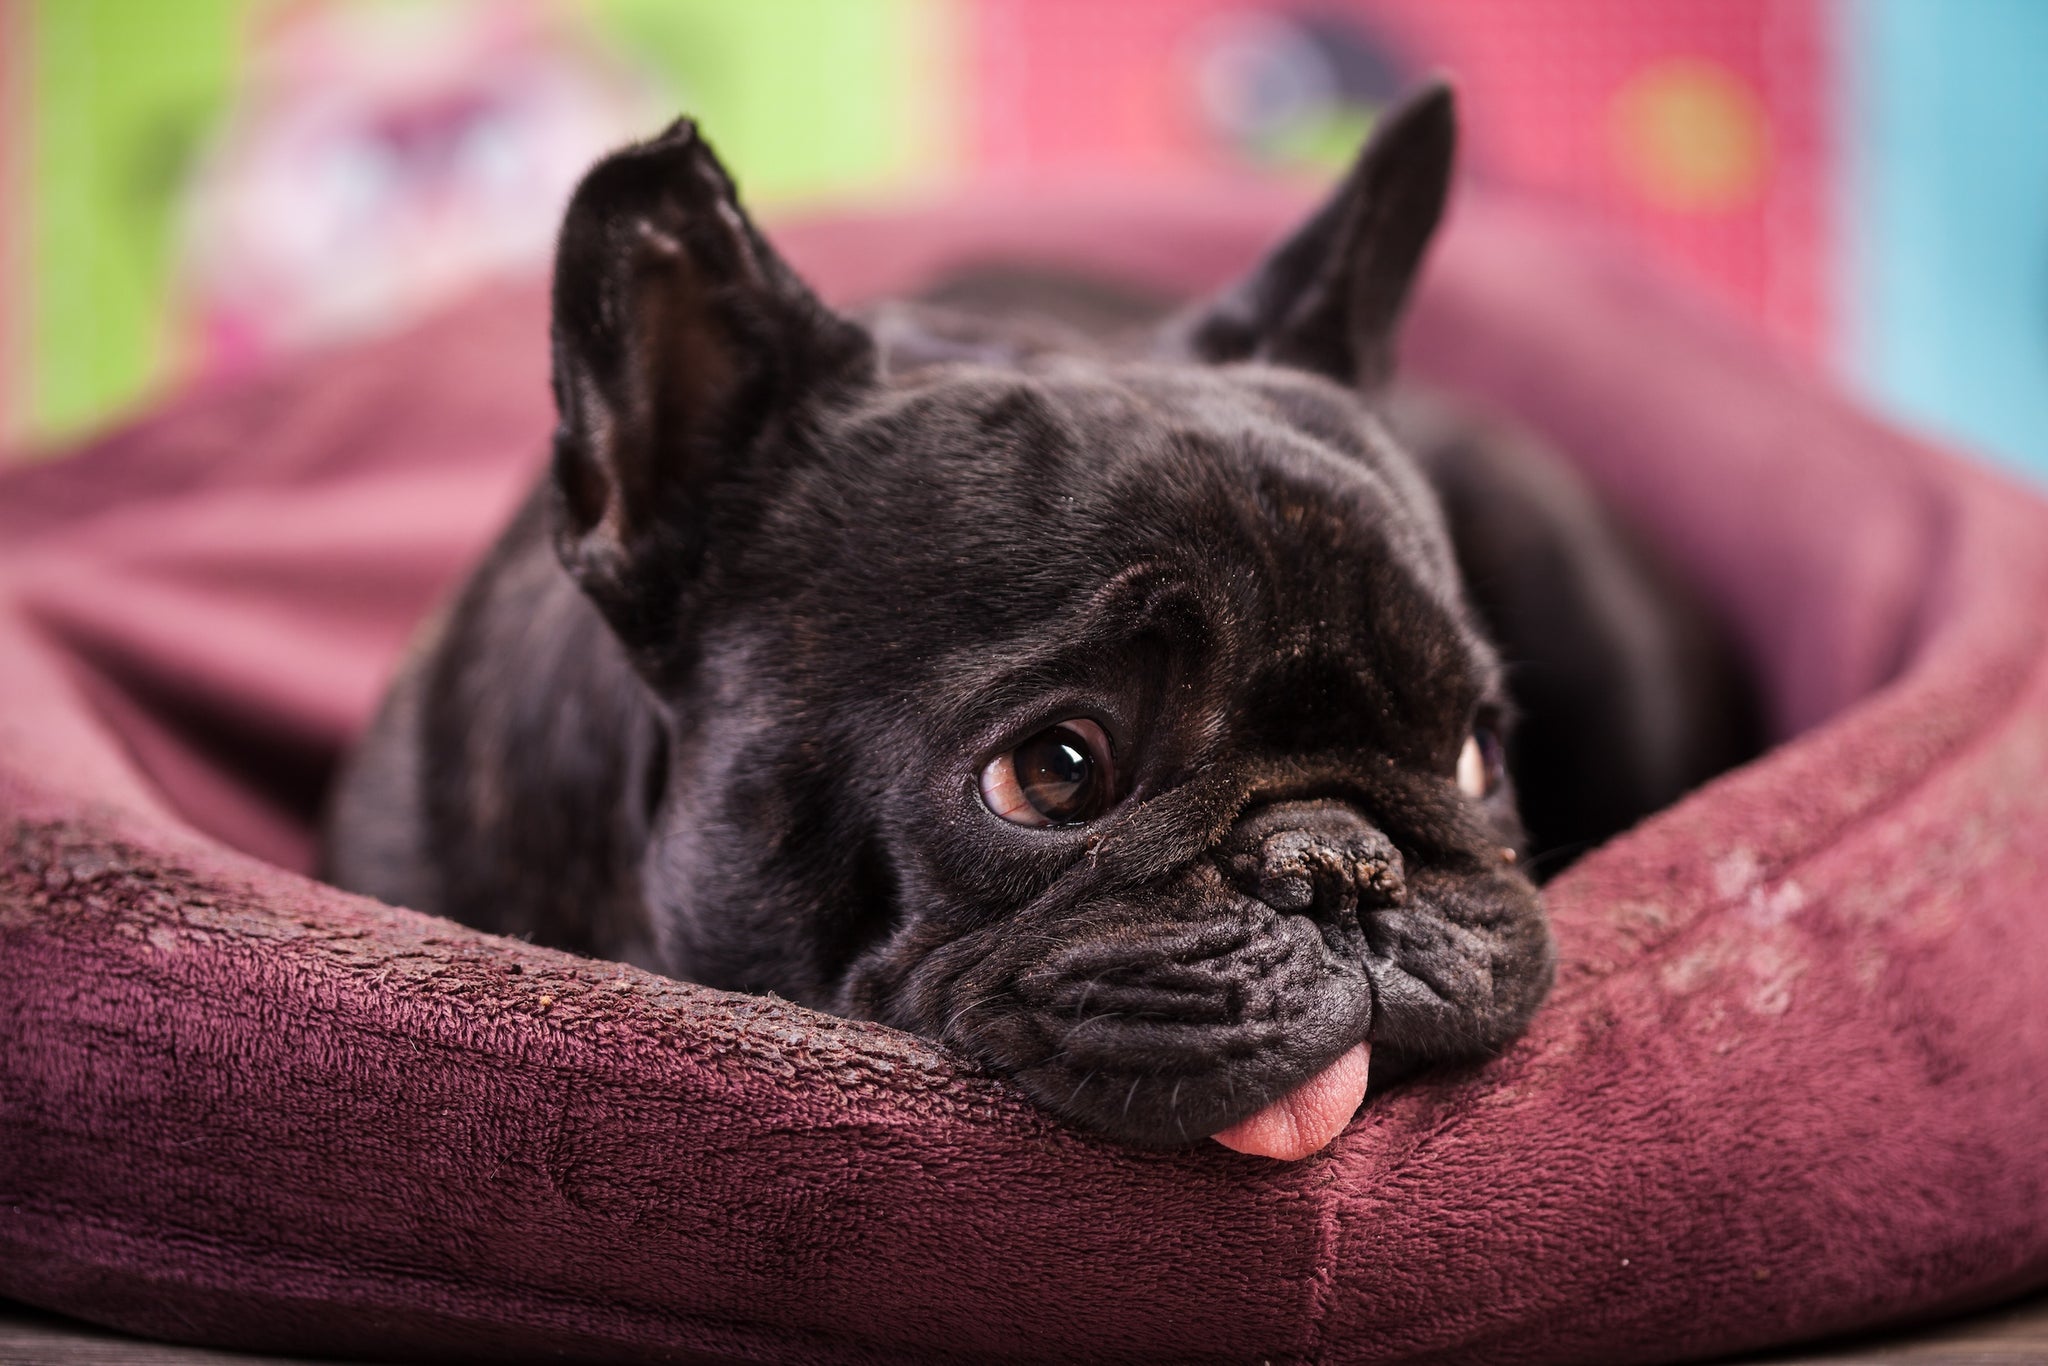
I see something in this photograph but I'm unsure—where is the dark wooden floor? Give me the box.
[2,1303,365,1365]
[1724,1292,2048,1364]
[5,1294,2047,1365]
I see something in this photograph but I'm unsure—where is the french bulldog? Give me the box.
[323,85,1757,1160]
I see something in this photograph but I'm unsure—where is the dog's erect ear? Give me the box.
[1173,81,1455,389]
[548,120,874,650]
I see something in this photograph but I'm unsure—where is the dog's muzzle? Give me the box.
[931,798,1547,1157]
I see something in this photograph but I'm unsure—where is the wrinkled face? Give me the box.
[638,361,1552,1147]
[546,88,1552,1150]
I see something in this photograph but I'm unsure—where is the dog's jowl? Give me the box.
[324,85,1756,1159]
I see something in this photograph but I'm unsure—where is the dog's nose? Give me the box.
[1220,801,1405,922]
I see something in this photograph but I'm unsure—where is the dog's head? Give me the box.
[547,85,1552,1155]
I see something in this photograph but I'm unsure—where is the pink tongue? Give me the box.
[1210,1043,1371,1161]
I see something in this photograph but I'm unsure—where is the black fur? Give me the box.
[324,85,1757,1147]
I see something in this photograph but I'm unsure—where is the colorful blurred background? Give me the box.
[2,0,2044,483]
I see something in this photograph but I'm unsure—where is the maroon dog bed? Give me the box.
[3,186,2046,1365]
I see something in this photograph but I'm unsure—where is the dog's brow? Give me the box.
[931,557,1193,689]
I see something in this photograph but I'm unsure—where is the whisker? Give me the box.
[1522,838,1596,879]
[940,989,1007,1041]
[1059,1011,1130,1047]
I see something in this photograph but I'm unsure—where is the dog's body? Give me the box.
[325,88,1757,1154]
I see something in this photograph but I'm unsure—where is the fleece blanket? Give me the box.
[2,185,2046,1365]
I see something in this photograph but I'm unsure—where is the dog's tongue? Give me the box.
[1210,1043,1371,1161]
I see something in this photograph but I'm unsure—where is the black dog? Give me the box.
[324,85,1755,1159]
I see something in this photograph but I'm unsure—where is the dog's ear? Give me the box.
[1173,81,1455,389]
[548,120,875,653]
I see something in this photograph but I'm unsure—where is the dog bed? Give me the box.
[3,185,2046,1366]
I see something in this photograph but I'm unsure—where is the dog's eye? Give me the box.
[980,719,1115,827]
[1457,726,1505,799]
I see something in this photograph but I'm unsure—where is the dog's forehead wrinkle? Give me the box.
[915,567,1235,747]
[756,410,1495,779]
[790,391,1493,766]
